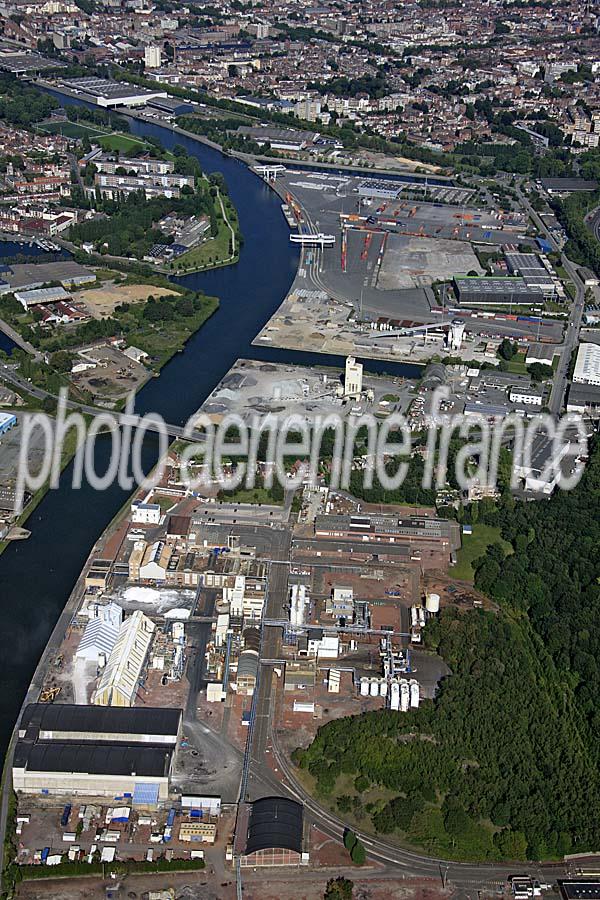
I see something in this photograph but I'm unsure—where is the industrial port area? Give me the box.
[254,167,577,368]
[1,100,598,900]
[3,159,598,899]
[7,430,475,892]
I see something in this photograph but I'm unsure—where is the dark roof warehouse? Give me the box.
[245,796,304,855]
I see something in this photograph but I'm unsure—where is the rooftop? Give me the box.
[245,796,303,855]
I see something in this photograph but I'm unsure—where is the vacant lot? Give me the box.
[77,282,179,317]
[451,523,513,582]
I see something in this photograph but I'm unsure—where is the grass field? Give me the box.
[505,351,528,374]
[98,132,152,154]
[38,120,107,139]
[451,523,513,582]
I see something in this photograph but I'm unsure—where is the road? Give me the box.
[0,318,43,361]
[516,184,586,416]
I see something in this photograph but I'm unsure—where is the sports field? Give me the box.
[38,120,107,139]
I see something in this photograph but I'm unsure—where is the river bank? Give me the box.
[0,104,422,833]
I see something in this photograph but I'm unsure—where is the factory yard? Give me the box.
[70,343,149,402]
[378,234,483,290]
[202,357,414,423]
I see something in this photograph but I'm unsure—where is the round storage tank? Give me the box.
[426,592,440,613]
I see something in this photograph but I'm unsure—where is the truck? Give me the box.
[60,804,72,828]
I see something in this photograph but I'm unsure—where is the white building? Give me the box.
[93,610,155,707]
[326,586,353,618]
[131,500,161,525]
[139,541,171,581]
[509,385,543,406]
[144,45,162,69]
[344,356,363,398]
[573,343,600,386]
[75,603,123,663]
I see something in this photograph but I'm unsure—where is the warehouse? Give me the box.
[0,412,17,436]
[147,96,196,117]
[62,77,168,108]
[567,384,600,417]
[14,286,71,310]
[540,178,598,195]
[242,797,306,867]
[573,343,600,386]
[505,252,556,297]
[236,125,317,151]
[93,610,155,707]
[13,704,181,802]
[526,343,557,366]
[453,276,544,306]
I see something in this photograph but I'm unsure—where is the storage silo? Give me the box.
[409,679,420,708]
[400,680,410,712]
[360,678,369,696]
[426,592,440,614]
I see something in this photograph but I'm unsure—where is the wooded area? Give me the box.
[296,439,600,861]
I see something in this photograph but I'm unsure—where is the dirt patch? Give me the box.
[77,283,179,318]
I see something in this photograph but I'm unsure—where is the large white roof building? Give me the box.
[93,610,155,707]
[573,343,600,386]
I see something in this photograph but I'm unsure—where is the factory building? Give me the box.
[241,797,306,867]
[93,610,155,707]
[573,343,600,386]
[453,276,543,306]
[236,650,259,695]
[505,252,556,297]
[13,704,181,803]
[75,602,123,663]
[344,356,363,398]
[61,77,168,108]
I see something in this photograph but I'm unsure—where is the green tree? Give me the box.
[324,877,354,899]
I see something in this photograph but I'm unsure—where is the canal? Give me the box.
[0,108,422,759]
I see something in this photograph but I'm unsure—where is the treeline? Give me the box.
[69,189,214,259]
[295,607,600,860]
[0,73,58,126]
[472,438,600,746]
[552,191,600,276]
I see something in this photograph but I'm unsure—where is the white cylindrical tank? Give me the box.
[370,680,379,697]
[98,652,106,669]
[360,678,369,696]
[411,606,419,627]
[400,681,410,712]
[426,592,440,614]
[380,681,387,697]
[410,680,420,708]
[418,608,426,627]
[390,682,400,710]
